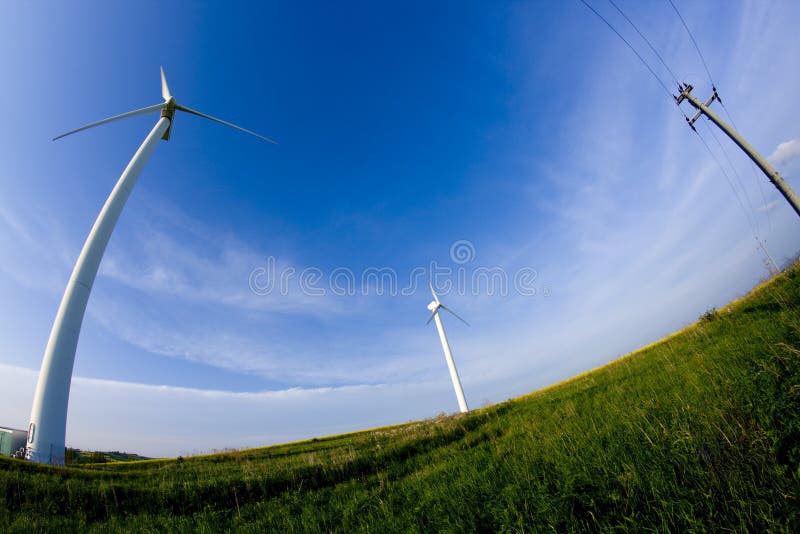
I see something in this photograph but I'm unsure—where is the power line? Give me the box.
[578,0,752,230]
[667,0,716,88]
[703,119,760,236]
[578,0,673,99]
[581,0,785,233]
[716,100,773,232]
[607,0,680,85]
[694,125,759,240]
[667,1,773,231]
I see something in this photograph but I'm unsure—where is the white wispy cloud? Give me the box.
[0,206,75,294]
[757,199,781,213]
[0,194,446,387]
[86,293,438,386]
[0,191,353,318]
[768,138,800,167]
[99,193,346,316]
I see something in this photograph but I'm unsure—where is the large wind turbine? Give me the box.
[426,280,470,413]
[26,68,275,465]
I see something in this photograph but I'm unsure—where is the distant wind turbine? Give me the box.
[426,279,470,413]
[26,67,275,465]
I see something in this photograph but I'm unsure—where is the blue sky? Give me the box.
[1,1,799,457]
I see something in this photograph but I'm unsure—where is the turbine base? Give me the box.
[25,444,65,466]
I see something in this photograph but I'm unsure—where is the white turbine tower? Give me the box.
[426,280,470,413]
[26,67,275,465]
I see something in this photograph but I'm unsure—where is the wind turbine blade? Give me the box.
[160,66,172,100]
[428,276,440,304]
[175,104,277,144]
[426,310,438,325]
[53,103,165,141]
[440,304,470,326]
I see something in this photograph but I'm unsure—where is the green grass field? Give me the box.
[2,265,799,532]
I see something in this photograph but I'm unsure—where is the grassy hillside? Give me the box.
[64,448,151,465]
[2,266,799,532]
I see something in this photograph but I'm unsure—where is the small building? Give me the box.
[0,427,28,458]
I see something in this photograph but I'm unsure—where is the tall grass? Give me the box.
[2,266,799,532]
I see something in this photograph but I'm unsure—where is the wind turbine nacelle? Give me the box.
[160,98,177,140]
[427,301,438,311]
